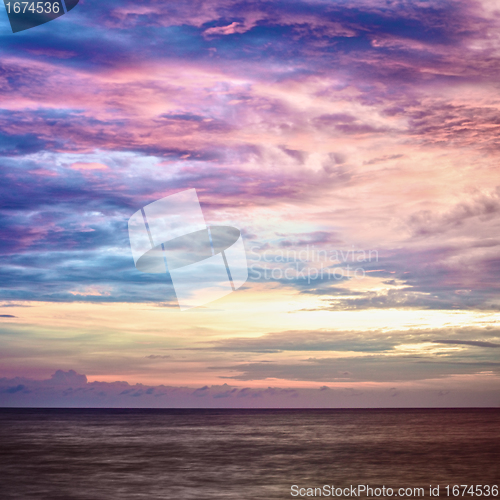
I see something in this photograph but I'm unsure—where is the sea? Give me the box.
[0,408,498,499]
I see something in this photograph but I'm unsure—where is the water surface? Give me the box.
[0,408,498,499]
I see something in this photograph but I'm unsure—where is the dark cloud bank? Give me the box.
[0,370,498,408]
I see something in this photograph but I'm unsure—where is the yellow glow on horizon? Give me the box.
[3,294,500,338]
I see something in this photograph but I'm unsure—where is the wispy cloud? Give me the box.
[1,370,498,407]
[432,339,500,348]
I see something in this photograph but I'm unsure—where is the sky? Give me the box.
[0,0,500,407]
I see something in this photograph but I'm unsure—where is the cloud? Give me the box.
[205,326,500,352]
[207,329,398,353]
[4,384,25,394]
[70,162,109,171]
[0,369,498,408]
[49,369,88,386]
[190,326,500,383]
[203,22,252,37]
[407,188,500,238]
[0,315,16,318]
[0,131,49,156]
[313,113,390,135]
[0,371,307,407]
[432,340,500,348]
[213,357,500,383]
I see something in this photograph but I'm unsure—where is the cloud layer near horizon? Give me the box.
[1,369,499,408]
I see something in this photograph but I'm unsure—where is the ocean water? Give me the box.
[0,409,498,499]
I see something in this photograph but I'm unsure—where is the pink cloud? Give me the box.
[203,22,251,37]
[70,162,109,171]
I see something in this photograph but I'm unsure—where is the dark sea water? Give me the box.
[0,409,498,500]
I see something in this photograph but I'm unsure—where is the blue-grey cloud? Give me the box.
[1,370,498,407]
[214,358,500,383]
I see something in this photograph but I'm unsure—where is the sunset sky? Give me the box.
[1,0,500,407]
